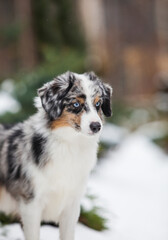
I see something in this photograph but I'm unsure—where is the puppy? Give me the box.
[0,71,112,240]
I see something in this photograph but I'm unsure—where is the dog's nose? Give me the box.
[90,122,101,133]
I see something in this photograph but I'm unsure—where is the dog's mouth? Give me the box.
[87,131,101,136]
[82,121,102,137]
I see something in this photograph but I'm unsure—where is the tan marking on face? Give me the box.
[51,115,69,129]
[94,96,100,105]
[51,108,83,130]
[76,97,85,105]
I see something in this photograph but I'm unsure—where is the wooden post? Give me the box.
[78,0,109,74]
[155,0,168,74]
[14,0,37,70]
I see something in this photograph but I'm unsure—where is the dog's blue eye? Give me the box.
[96,101,100,107]
[73,102,80,108]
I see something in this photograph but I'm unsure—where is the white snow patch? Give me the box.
[1,79,15,94]
[100,123,128,145]
[0,223,108,240]
[0,91,21,115]
[89,133,168,240]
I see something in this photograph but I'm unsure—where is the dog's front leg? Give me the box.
[59,202,80,240]
[20,201,41,240]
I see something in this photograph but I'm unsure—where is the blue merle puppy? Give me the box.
[0,71,112,240]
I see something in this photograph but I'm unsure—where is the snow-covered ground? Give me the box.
[0,124,168,240]
[90,133,168,240]
[0,80,20,115]
[0,91,20,115]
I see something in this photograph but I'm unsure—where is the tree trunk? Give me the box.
[14,0,37,70]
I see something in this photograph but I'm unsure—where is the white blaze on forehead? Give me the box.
[74,73,94,100]
[74,73,102,136]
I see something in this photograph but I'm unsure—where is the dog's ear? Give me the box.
[101,83,113,117]
[85,71,112,117]
[38,71,75,120]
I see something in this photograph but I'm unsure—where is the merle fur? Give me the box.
[38,71,112,122]
[7,129,24,180]
[32,133,47,165]
[0,71,112,204]
[0,124,34,202]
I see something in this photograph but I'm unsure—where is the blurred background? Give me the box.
[0,0,168,240]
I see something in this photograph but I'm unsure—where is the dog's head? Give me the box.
[38,71,112,136]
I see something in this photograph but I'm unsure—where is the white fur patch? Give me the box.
[27,126,99,223]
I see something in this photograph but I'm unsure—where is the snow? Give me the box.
[0,79,21,115]
[0,124,168,240]
[89,133,168,240]
[1,80,15,94]
[100,123,128,145]
[0,91,20,115]
[0,224,107,240]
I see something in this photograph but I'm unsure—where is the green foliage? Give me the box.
[79,194,108,231]
[80,206,108,231]
[153,134,168,153]
[0,22,21,46]
[31,0,84,50]
[0,212,19,226]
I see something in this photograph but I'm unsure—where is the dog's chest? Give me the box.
[35,137,98,222]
